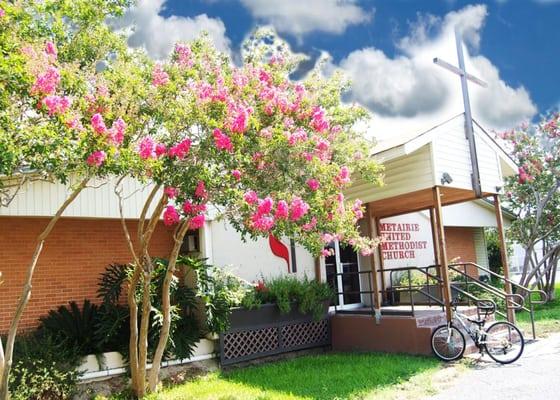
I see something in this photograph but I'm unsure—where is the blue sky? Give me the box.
[118,0,560,132]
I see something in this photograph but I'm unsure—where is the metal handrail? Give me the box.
[388,266,445,315]
[332,270,376,317]
[449,262,548,304]
[444,262,547,339]
[447,265,527,310]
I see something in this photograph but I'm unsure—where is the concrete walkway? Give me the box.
[426,333,560,400]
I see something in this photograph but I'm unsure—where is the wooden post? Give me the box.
[430,207,443,301]
[494,194,516,323]
[366,204,382,310]
[314,257,322,283]
[429,208,441,275]
[433,187,453,322]
[375,217,387,303]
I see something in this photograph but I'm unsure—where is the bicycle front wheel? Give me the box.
[431,325,466,361]
[484,321,524,364]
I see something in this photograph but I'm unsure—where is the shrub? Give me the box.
[241,276,334,320]
[8,334,80,400]
[95,261,202,360]
[186,256,250,334]
[37,299,102,356]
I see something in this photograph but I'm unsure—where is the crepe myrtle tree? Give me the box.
[500,114,560,300]
[0,1,140,398]
[114,30,383,396]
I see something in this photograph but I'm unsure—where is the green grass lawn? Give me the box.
[517,283,560,337]
[141,353,442,400]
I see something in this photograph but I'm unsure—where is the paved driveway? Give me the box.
[426,333,560,400]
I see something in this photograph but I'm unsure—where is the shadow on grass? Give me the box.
[222,352,439,400]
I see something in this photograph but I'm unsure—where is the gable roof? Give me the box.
[372,113,517,175]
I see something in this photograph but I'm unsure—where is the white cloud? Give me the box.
[239,0,372,37]
[336,4,537,132]
[115,0,230,59]
[470,56,537,127]
[340,48,448,117]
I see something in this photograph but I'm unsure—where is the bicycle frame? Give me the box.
[448,309,487,350]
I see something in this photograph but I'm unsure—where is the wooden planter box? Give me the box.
[228,302,327,329]
[220,302,330,366]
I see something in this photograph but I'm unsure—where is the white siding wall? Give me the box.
[346,144,435,203]
[208,220,316,283]
[474,128,503,193]
[473,227,489,271]
[0,177,157,219]
[442,201,510,228]
[433,116,473,191]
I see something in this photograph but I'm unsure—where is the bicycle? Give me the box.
[431,299,524,364]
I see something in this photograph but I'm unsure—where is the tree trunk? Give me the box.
[0,178,89,400]
[147,221,189,392]
[127,265,142,395]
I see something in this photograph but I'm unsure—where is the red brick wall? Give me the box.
[444,227,478,276]
[0,217,174,333]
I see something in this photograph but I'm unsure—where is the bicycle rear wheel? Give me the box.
[484,321,524,364]
[431,325,466,361]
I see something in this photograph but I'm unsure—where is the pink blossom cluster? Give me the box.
[174,43,194,68]
[232,169,242,180]
[138,137,157,159]
[152,64,169,87]
[91,113,106,134]
[259,85,300,116]
[168,138,192,159]
[275,200,289,219]
[44,41,57,58]
[86,150,106,167]
[109,117,126,145]
[91,114,126,145]
[286,128,307,146]
[164,186,179,198]
[289,197,309,221]
[306,178,320,191]
[310,106,329,133]
[543,116,560,138]
[0,8,5,18]
[250,196,275,232]
[336,193,345,214]
[335,166,351,186]
[352,199,364,220]
[31,66,60,95]
[182,199,207,229]
[163,184,208,229]
[41,95,70,116]
[313,136,331,161]
[213,128,233,152]
[195,180,208,200]
[243,192,311,233]
[233,70,250,89]
[227,103,252,134]
[321,233,335,244]
[320,248,334,257]
[518,166,535,184]
[163,205,180,226]
[302,217,317,232]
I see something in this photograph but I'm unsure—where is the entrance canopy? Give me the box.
[342,114,518,322]
[369,186,493,219]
